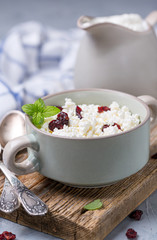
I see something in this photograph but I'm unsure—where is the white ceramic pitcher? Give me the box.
[74,11,157,97]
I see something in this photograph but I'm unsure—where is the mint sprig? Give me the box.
[83,199,103,211]
[22,98,60,128]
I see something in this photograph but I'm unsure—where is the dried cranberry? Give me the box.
[98,106,111,113]
[2,231,16,240]
[126,228,137,239]
[56,106,63,111]
[0,234,5,240]
[49,119,56,131]
[129,210,143,220]
[76,106,83,119]
[48,112,69,131]
[57,112,69,125]
[112,123,121,130]
[48,119,64,131]
[102,124,110,131]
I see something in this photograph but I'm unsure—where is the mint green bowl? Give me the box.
[3,89,157,187]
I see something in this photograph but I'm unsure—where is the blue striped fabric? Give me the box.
[0,21,83,120]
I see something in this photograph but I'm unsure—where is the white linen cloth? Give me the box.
[0,21,83,119]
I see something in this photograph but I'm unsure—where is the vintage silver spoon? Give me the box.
[0,110,47,215]
[0,110,25,213]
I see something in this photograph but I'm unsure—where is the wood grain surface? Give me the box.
[0,127,157,240]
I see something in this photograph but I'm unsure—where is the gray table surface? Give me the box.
[0,0,157,239]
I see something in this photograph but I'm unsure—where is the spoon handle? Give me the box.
[0,161,47,215]
[0,178,20,213]
[0,150,20,213]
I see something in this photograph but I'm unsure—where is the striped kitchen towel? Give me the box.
[0,21,83,119]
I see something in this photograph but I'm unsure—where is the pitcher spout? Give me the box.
[77,16,98,30]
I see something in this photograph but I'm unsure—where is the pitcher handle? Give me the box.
[138,95,157,157]
[3,134,39,175]
[138,95,157,129]
[145,11,157,27]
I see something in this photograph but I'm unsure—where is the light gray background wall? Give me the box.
[0,0,156,37]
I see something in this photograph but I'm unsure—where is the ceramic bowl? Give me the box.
[3,89,157,187]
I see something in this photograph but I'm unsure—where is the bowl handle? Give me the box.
[3,134,39,175]
[145,11,157,27]
[138,95,157,129]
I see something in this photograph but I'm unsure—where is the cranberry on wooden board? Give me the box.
[151,152,157,159]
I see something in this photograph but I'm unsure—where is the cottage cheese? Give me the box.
[91,14,149,31]
[41,98,141,138]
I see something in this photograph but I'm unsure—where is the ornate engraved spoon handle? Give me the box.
[0,150,20,213]
[0,161,47,215]
[0,177,20,213]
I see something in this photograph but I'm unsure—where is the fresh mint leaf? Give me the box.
[22,104,36,116]
[32,112,44,128]
[34,98,45,112]
[83,199,103,211]
[43,106,60,118]
[22,98,61,128]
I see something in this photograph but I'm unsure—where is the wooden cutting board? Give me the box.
[1,126,157,240]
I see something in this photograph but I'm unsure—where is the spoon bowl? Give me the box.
[0,110,26,148]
